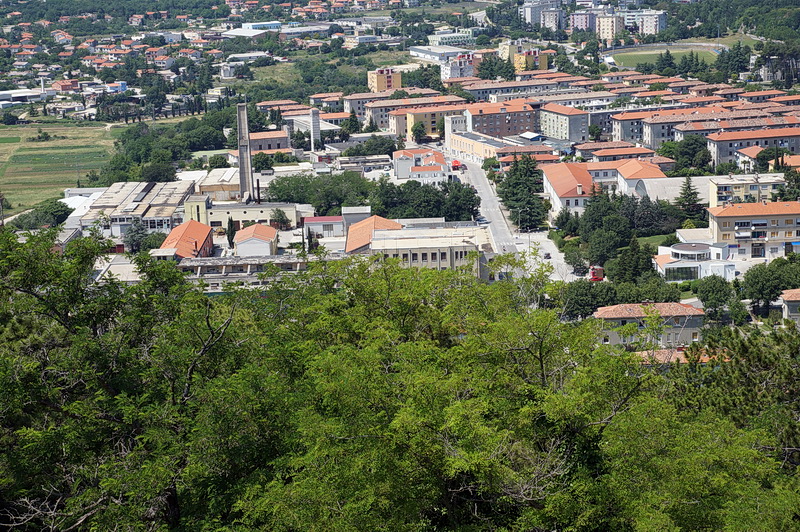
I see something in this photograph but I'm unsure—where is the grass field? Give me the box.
[676,34,759,48]
[612,48,719,68]
[0,123,114,214]
[637,234,673,247]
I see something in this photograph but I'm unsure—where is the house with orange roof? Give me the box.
[393,148,451,185]
[782,288,800,326]
[156,220,214,259]
[593,303,705,346]
[345,215,403,253]
[249,130,290,151]
[234,223,279,256]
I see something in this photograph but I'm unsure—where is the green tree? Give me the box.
[140,162,176,182]
[588,124,602,141]
[122,218,149,253]
[9,198,74,230]
[743,263,783,314]
[271,208,290,230]
[252,152,273,172]
[675,175,701,218]
[411,121,426,144]
[564,246,589,276]
[141,231,167,251]
[695,274,733,320]
[340,110,362,134]
[227,216,235,248]
[207,154,230,169]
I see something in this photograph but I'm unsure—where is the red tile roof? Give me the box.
[234,223,277,243]
[593,302,704,319]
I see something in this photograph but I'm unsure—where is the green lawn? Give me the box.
[637,234,674,247]
[612,48,718,68]
[0,123,114,214]
[675,33,759,48]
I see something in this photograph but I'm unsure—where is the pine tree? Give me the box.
[227,217,235,248]
[675,176,701,219]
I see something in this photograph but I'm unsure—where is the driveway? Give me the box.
[460,160,517,254]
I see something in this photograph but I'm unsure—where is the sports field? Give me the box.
[0,123,115,214]
[611,48,719,68]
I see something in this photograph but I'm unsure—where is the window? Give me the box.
[722,221,731,228]
[412,253,418,262]
[322,224,333,233]
[786,219,794,225]
[440,252,446,260]
[692,332,699,341]
[402,253,408,260]
[210,221,222,227]
[421,253,428,262]
[771,219,779,226]
[566,200,570,206]
[771,231,779,238]
[722,233,731,240]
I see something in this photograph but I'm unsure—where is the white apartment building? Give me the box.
[706,201,800,260]
[539,103,589,141]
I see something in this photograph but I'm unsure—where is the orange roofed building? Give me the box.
[593,303,705,347]
[156,220,214,259]
[541,160,667,222]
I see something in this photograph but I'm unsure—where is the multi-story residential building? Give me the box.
[641,108,773,149]
[459,79,559,100]
[408,45,469,63]
[365,95,466,129]
[673,115,800,144]
[540,8,565,30]
[440,54,474,80]
[249,130,290,151]
[596,14,624,40]
[706,127,800,166]
[592,146,655,161]
[620,9,666,35]
[706,200,800,259]
[593,303,705,347]
[707,174,786,208]
[739,89,787,103]
[464,99,541,137]
[539,102,589,141]
[498,39,538,60]
[367,68,402,92]
[611,107,717,144]
[569,11,596,31]
[388,103,468,140]
[512,50,546,73]
[518,0,562,26]
[343,87,440,119]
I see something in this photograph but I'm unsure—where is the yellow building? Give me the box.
[367,68,402,93]
[389,103,468,140]
[512,50,547,73]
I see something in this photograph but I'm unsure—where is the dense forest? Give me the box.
[1,228,800,530]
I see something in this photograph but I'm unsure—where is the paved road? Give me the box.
[461,160,517,254]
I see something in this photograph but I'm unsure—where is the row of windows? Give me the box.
[722,219,799,228]
[722,230,800,239]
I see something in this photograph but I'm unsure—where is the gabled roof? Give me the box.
[345,215,402,253]
[736,145,764,158]
[234,223,277,243]
[707,201,800,217]
[593,302,704,320]
[707,127,800,142]
[541,102,588,115]
[160,220,212,259]
[782,288,800,301]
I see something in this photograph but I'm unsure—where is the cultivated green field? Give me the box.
[0,123,115,214]
[611,48,719,68]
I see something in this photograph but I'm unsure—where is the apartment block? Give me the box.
[367,68,402,93]
[707,200,800,259]
[464,99,541,137]
[706,127,800,166]
[596,14,624,40]
[343,87,440,119]
[539,103,589,141]
[707,174,786,208]
[593,303,705,347]
[365,95,466,129]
